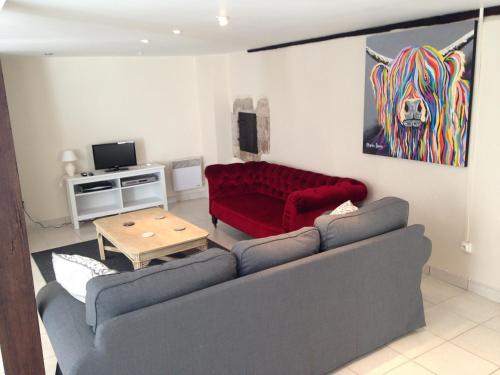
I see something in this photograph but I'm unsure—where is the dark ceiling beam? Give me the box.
[248,6,500,53]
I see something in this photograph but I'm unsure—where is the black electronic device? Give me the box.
[121,174,158,187]
[78,181,113,194]
[92,141,137,172]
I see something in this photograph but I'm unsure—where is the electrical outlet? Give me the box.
[461,241,473,254]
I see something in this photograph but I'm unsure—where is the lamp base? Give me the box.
[65,162,76,177]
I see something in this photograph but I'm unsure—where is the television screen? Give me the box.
[92,141,137,171]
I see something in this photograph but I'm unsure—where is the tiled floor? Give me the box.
[2,198,500,375]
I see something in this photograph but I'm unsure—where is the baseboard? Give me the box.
[167,187,208,204]
[427,265,469,290]
[468,280,500,303]
[25,215,72,228]
[425,264,500,303]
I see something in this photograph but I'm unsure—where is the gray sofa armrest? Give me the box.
[37,282,96,375]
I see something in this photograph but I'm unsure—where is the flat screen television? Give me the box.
[92,141,137,172]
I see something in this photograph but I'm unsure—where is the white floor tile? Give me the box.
[415,342,497,375]
[439,292,500,323]
[385,361,434,375]
[331,366,357,374]
[27,227,52,253]
[347,347,407,375]
[40,332,55,359]
[483,315,500,333]
[420,276,465,304]
[422,299,434,311]
[389,328,444,358]
[31,256,47,291]
[452,325,500,366]
[44,354,58,375]
[75,222,98,242]
[424,304,477,340]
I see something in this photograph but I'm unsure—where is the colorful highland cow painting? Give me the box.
[363,20,477,167]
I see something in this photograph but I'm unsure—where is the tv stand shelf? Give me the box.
[65,163,167,229]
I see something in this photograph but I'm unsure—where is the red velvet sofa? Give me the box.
[205,161,368,238]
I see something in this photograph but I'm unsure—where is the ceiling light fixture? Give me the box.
[217,15,229,27]
[172,29,182,35]
[43,52,54,56]
[140,39,150,44]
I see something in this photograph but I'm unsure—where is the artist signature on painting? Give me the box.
[365,142,384,150]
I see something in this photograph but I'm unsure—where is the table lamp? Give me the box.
[61,150,77,177]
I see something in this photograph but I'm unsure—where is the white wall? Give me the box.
[3,56,203,222]
[466,17,500,295]
[194,17,500,293]
[194,54,231,166]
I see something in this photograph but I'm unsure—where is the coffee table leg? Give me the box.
[198,239,208,251]
[132,260,150,270]
[97,232,106,261]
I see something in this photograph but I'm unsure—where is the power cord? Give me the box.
[22,204,72,229]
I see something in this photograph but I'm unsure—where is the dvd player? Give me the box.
[78,181,113,193]
[121,174,158,187]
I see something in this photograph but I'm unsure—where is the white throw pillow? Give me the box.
[330,200,358,216]
[52,253,117,303]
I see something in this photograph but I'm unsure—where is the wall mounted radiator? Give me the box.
[172,157,203,191]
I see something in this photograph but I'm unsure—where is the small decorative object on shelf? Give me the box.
[61,149,77,177]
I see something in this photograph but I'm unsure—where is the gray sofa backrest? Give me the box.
[65,224,430,375]
[314,196,409,250]
[85,248,236,331]
[232,227,320,276]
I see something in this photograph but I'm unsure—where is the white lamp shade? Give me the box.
[61,150,77,162]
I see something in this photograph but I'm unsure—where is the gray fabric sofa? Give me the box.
[37,197,431,375]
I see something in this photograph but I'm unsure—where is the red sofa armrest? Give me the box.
[205,163,258,200]
[282,180,368,231]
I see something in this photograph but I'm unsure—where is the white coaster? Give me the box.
[142,232,155,238]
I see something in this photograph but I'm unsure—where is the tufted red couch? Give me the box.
[205,161,368,238]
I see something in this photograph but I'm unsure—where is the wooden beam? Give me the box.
[248,5,500,53]
[0,62,45,374]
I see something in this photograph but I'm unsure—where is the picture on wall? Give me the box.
[362,20,477,167]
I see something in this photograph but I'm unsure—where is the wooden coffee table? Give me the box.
[94,208,209,270]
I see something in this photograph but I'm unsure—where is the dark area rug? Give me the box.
[32,238,225,283]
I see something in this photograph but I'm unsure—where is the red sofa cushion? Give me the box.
[211,193,285,238]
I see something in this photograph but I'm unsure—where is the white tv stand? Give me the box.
[65,163,167,229]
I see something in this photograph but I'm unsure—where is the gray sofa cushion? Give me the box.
[232,227,320,276]
[86,248,236,331]
[314,197,409,250]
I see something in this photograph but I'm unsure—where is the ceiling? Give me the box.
[1,0,499,56]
